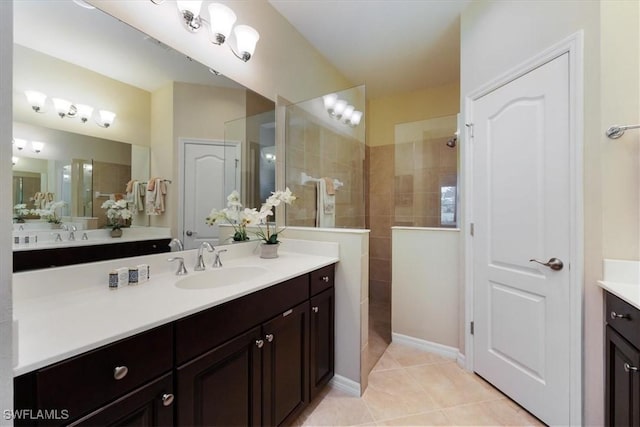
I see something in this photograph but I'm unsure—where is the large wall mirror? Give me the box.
[12,1,275,238]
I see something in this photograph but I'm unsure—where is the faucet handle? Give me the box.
[51,232,62,242]
[213,249,227,268]
[168,257,188,275]
[81,232,88,240]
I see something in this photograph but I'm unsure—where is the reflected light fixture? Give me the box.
[322,93,363,127]
[154,1,259,62]
[52,98,77,118]
[32,141,45,153]
[176,0,203,32]
[13,138,27,150]
[25,90,46,112]
[12,157,18,166]
[97,110,116,128]
[76,104,94,123]
[333,99,347,119]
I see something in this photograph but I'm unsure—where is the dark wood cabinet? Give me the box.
[68,373,174,427]
[13,238,171,272]
[177,327,263,427]
[15,263,336,427]
[605,292,640,426]
[309,287,335,400]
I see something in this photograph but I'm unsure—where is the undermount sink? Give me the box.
[175,266,269,290]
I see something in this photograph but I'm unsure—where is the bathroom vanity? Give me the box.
[598,259,640,426]
[12,243,337,426]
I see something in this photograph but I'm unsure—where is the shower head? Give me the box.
[446,136,457,148]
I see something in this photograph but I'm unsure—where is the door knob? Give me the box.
[186,230,194,236]
[529,257,564,271]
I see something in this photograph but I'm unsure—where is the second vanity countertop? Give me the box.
[597,259,640,310]
[12,239,339,376]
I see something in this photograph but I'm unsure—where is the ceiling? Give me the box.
[269,0,471,99]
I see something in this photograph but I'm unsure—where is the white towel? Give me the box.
[145,178,167,215]
[316,179,335,228]
[129,181,144,212]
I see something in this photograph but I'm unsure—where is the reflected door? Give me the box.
[182,140,240,249]
[471,53,571,425]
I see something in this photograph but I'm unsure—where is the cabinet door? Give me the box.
[68,373,174,427]
[177,327,262,427]
[309,287,335,400]
[262,302,309,427]
[606,325,640,427]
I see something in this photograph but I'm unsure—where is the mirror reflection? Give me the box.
[12,1,275,245]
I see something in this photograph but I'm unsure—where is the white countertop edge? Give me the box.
[597,280,640,311]
[286,226,370,234]
[391,226,460,232]
[13,250,339,376]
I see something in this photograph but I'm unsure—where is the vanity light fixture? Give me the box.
[153,1,260,62]
[25,90,47,113]
[31,141,45,154]
[322,93,363,127]
[24,91,116,129]
[97,110,116,128]
[13,138,27,150]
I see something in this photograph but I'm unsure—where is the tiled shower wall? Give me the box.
[92,160,131,228]
[285,106,366,228]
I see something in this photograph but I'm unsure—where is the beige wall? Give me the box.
[13,45,151,146]
[460,1,602,424]
[149,83,174,229]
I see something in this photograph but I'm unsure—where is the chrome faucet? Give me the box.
[169,238,184,252]
[195,242,214,271]
[51,232,62,242]
[81,232,89,240]
[68,225,77,241]
[213,249,227,268]
[168,257,188,275]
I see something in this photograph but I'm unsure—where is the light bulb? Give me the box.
[32,141,45,153]
[25,90,46,112]
[208,3,236,45]
[76,104,94,123]
[98,110,116,128]
[13,138,27,150]
[333,100,347,119]
[233,25,260,62]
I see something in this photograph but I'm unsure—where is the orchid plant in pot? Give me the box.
[206,191,259,242]
[13,204,33,223]
[253,188,297,258]
[34,200,66,226]
[101,199,133,237]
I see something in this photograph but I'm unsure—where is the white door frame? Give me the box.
[177,137,240,243]
[463,31,584,425]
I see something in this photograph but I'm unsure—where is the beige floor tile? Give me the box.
[441,399,545,426]
[385,343,451,367]
[371,351,402,372]
[294,387,375,426]
[375,410,451,426]
[363,369,442,421]
[406,362,505,408]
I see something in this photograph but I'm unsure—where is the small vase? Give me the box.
[111,228,123,238]
[260,243,279,259]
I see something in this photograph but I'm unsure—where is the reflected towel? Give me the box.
[146,178,167,215]
[316,179,335,228]
[322,177,336,195]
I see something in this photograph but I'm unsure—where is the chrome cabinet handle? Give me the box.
[321,276,330,282]
[529,257,564,271]
[624,363,639,373]
[312,306,319,313]
[611,311,630,320]
[161,393,174,406]
[265,334,274,342]
[113,366,128,380]
[256,339,264,348]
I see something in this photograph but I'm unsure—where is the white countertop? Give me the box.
[12,239,339,376]
[597,259,640,310]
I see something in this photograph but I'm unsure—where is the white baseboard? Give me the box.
[329,374,361,397]
[391,333,459,360]
[456,351,467,369]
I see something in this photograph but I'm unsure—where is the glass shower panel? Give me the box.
[393,114,459,228]
[284,85,366,229]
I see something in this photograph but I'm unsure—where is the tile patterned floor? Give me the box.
[294,342,545,426]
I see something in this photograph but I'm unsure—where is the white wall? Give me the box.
[460,1,602,424]
[392,228,459,349]
[284,228,369,394]
[0,1,13,423]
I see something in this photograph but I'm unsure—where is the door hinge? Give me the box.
[470,223,474,236]
[470,321,474,335]
[465,122,474,138]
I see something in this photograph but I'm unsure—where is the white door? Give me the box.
[471,53,571,425]
[182,140,240,249]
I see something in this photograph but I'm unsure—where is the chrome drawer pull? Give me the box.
[256,339,264,348]
[321,276,330,283]
[611,311,630,320]
[265,333,274,342]
[113,366,128,380]
[312,306,319,313]
[624,363,639,373]
[161,393,174,406]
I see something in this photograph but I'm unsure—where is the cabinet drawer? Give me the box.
[310,264,335,296]
[176,274,309,365]
[36,324,173,423]
[606,292,640,349]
